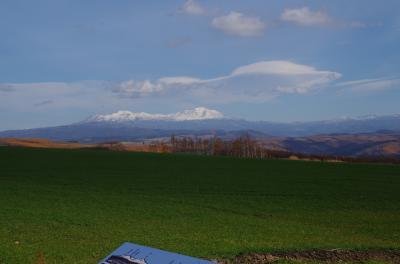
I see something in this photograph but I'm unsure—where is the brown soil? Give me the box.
[0,138,171,153]
[216,249,400,263]
[0,138,94,149]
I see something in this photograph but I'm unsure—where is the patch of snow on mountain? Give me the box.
[88,107,224,122]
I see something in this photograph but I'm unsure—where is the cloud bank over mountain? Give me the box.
[112,60,341,103]
[0,60,342,118]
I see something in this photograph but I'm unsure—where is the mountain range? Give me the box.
[1,107,400,157]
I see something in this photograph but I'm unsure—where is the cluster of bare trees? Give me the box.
[170,134,284,159]
[102,136,400,164]
[169,135,400,164]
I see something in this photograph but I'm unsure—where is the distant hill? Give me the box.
[260,132,400,158]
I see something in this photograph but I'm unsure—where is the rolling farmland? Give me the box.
[0,147,399,263]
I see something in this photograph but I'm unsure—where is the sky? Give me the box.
[0,0,399,130]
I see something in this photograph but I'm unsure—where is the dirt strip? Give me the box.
[216,249,400,263]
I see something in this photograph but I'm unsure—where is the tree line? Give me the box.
[167,135,400,164]
[170,134,288,159]
[99,136,400,164]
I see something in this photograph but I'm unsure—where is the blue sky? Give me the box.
[0,0,399,130]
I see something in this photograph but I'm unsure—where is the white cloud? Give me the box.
[337,78,400,92]
[0,61,342,113]
[181,0,206,16]
[159,76,202,85]
[281,7,331,26]
[112,77,204,98]
[280,7,369,29]
[231,60,337,76]
[211,12,265,37]
[113,80,164,98]
[113,60,341,103]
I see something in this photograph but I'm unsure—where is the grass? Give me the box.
[0,147,399,263]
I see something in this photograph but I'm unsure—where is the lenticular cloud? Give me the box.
[112,60,342,103]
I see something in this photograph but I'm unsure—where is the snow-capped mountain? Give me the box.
[88,107,224,122]
[1,110,400,158]
[1,109,400,144]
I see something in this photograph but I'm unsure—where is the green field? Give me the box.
[0,147,399,263]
